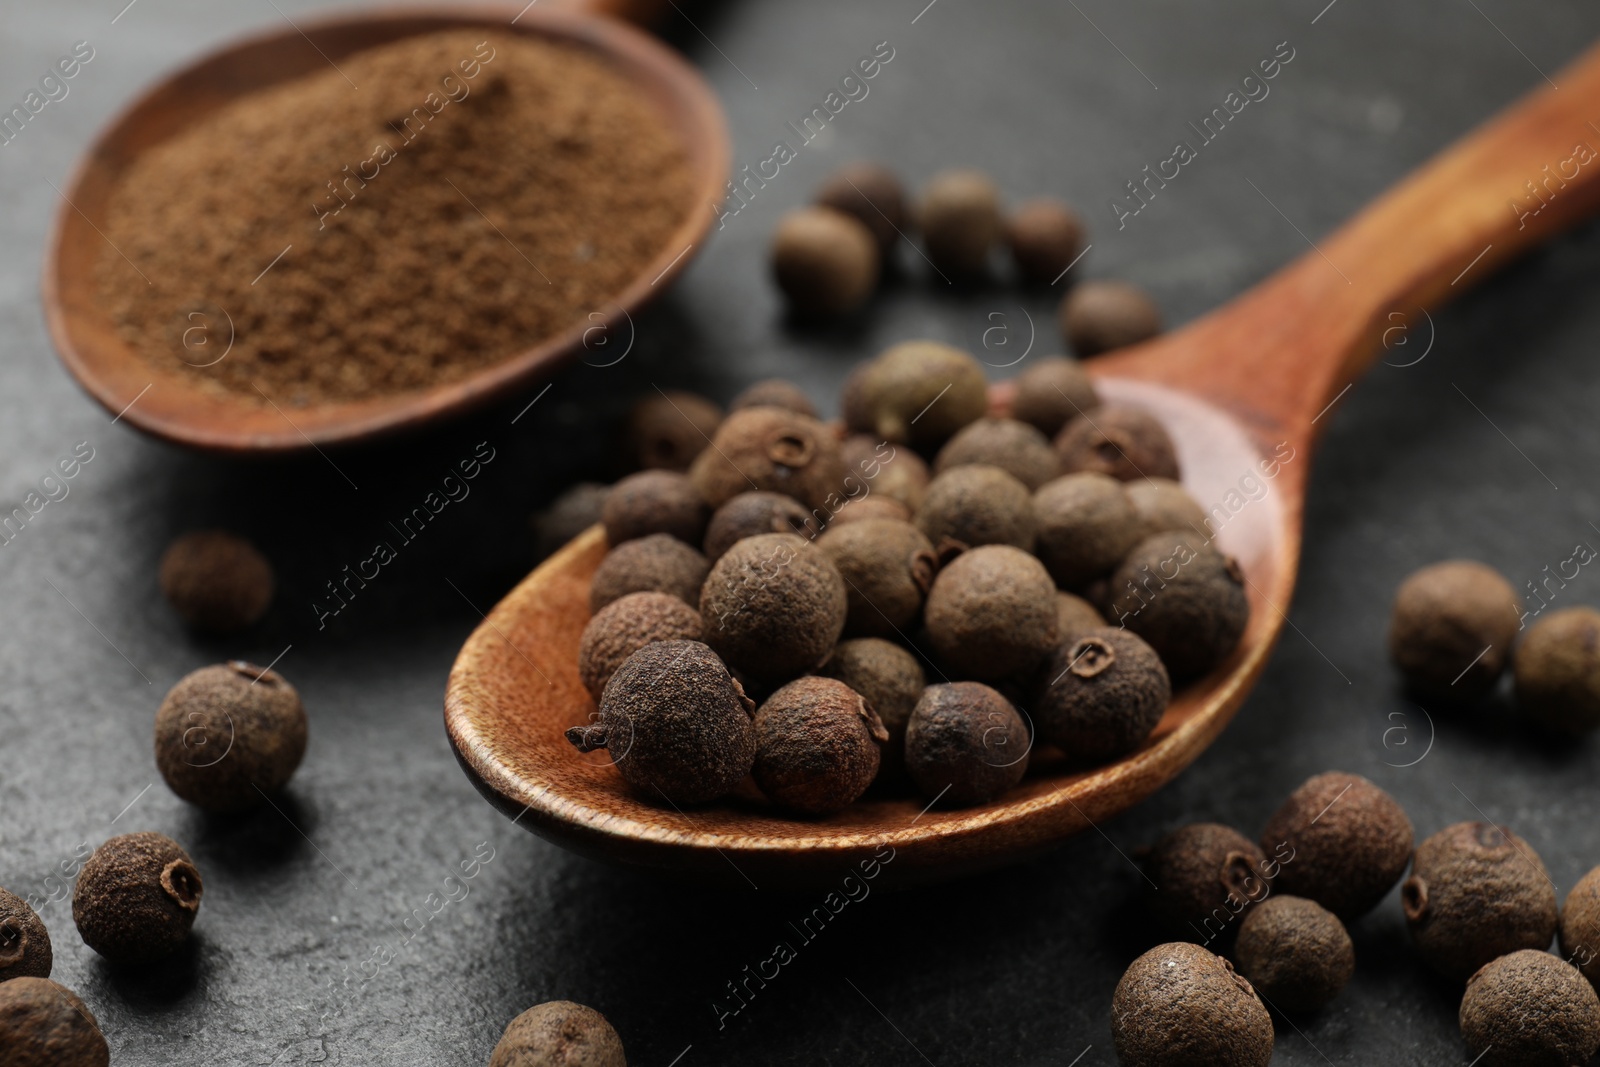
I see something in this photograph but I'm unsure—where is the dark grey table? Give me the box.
[6,1,1600,1063]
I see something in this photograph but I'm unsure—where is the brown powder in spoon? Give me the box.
[95,30,695,406]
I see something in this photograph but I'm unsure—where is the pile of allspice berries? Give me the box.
[551,339,1250,816]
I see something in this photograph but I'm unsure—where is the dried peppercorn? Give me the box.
[1258,771,1412,920]
[915,465,1037,553]
[489,1000,626,1067]
[0,886,51,980]
[1560,865,1600,987]
[1107,532,1249,682]
[933,417,1060,491]
[1126,477,1208,540]
[159,529,274,633]
[1389,560,1519,699]
[624,389,722,472]
[1035,626,1168,763]
[601,469,709,548]
[1005,198,1085,285]
[828,497,911,526]
[839,435,929,512]
[1514,606,1600,734]
[700,533,847,683]
[916,169,1002,279]
[73,832,203,966]
[1033,472,1144,590]
[1460,950,1600,1067]
[1111,942,1273,1067]
[753,677,888,814]
[841,341,988,450]
[1140,823,1271,941]
[0,977,109,1067]
[730,378,819,418]
[817,518,937,638]
[566,640,755,805]
[816,161,906,253]
[904,681,1030,805]
[702,491,819,562]
[1060,279,1162,357]
[578,592,705,701]
[687,406,848,514]
[534,482,610,558]
[771,206,880,316]
[589,533,709,613]
[925,545,1056,681]
[1008,355,1100,438]
[1056,591,1106,640]
[1235,895,1354,1013]
[1403,822,1558,982]
[1055,404,1180,483]
[822,637,926,782]
[154,662,308,813]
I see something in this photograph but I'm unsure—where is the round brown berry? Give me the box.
[159,529,274,633]
[154,662,308,812]
[73,832,203,966]
[753,677,888,814]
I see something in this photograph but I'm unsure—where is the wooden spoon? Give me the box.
[42,1,726,453]
[445,42,1600,888]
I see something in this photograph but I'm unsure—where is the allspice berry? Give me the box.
[154,662,309,812]
[1403,821,1559,982]
[0,887,51,980]
[1061,279,1162,357]
[933,417,1061,491]
[817,518,937,638]
[1008,355,1100,438]
[771,206,879,316]
[1389,560,1519,698]
[159,529,274,633]
[1107,532,1249,682]
[1460,950,1600,1067]
[1234,896,1355,1013]
[1033,472,1144,590]
[915,465,1037,553]
[0,977,109,1067]
[702,491,819,563]
[841,341,988,450]
[624,390,722,472]
[1560,865,1600,987]
[904,682,1029,805]
[1111,942,1273,1067]
[816,161,907,252]
[489,1000,626,1067]
[730,378,819,418]
[822,638,926,779]
[1005,198,1085,284]
[1126,477,1208,539]
[1056,591,1106,639]
[589,533,710,613]
[917,169,1002,279]
[534,482,610,558]
[687,406,848,513]
[1258,771,1412,920]
[1140,823,1270,940]
[839,435,929,511]
[601,470,708,548]
[827,497,911,526]
[924,545,1056,681]
[1514,606,1600,734]
[1035,627,1169,763]
[1055,403,1180,482]
[73,832,203,966]
[700,533,847,682]
[566,640,755,805]
[578,592,705,701]
[753,677,888,814]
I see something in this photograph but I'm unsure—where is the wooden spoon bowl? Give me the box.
[42,3,727,453]
[445,41,1600,888]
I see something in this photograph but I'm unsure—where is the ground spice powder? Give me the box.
[96,31,694,404]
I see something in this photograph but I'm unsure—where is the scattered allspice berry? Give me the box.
[624,390,722,473]
[1459,950,1600,1067]
[770,206,880,316]
[839,434,929,511]
[730,378,819,418]
[687,406,848,513]
[917,169,1003,279]
[817,518,937,638]
[1008,355,1100,439]
[934,417,1061,491]
[73,832,203,966]
[1005,198,1085,285]
[1513,606,1600,734]
[841,340,988,450]
[924,545,1057,681]
[1033,472,1144,590]
[1560,865,1600,987]
[1126,477,1208,540]
[589,533,710,613]
[822,637,926,782]
[702,491,819,562]
[489,1000,626,1067]
[753,677,888,814]
[816,161,907,252]
[1140,822,1270,940]
[915,465,1037,552]
[1034,627,1169,763]
[566,640,755,805]
[1403,821,1559,982]
[1055,403,1180,482]
[1061,279,1162,357]
[159,529,274,633]
[601,469,709,548]
[1234,895,1355,1014]
[1111,942,1273,1067]
[904,682,1030,806]
[700,533,847,682]
[534,482,610,558]
[1108,532,1249,682]
[578,592,705,701]
[1258,771,1412,920]
[154,662,309,812]
[1388,560,1519,698]
[0,977,109,1067]
[0,886,51,980]
[1056,591,1107,640]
